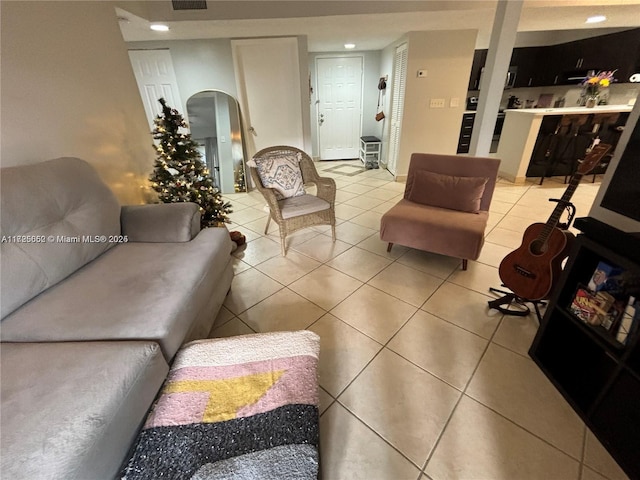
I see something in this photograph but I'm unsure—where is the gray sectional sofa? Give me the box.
[0,157,234,479]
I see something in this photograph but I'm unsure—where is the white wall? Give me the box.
[1,1,154,204]
[395,30,477,176]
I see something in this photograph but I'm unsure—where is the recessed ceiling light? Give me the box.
[586,15,606,24]
[344,43,356,49]
[150,24,170,32]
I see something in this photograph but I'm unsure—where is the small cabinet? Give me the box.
[359,136,381,169]
[456,113,475,154]
[529,217,640,479]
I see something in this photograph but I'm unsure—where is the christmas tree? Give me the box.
[150,98,232,228]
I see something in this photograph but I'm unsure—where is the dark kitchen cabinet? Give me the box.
[563,35,610,71]
[529,217,640,480]
[542,41,576,85]
[468,49,487,90]
[467,28,640,89]
[547,35,615,85]
[598,28,640,83]
[510,47,544,87]
[543,28,640,86]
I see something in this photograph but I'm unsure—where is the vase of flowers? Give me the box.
[581,70,616,107]
[585,96,598,108]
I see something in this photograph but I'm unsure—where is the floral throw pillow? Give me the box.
[252,153,306,200]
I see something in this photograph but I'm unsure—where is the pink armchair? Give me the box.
[380,153,500,270]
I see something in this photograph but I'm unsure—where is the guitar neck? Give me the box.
[538,173,582,241]
[534,143,610,245]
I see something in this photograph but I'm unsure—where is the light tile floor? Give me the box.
[212,160,629,480]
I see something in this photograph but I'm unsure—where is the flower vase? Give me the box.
[585,96,598,108]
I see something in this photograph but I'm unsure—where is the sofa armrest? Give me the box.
[121,203,201,242]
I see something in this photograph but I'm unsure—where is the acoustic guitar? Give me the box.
[498,143,612,301]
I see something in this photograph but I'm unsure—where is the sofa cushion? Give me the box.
[407,170,488,213]
[252,152,306,200]
[0,341,168,480]
[0,227,233,361]
[0,158,121,318]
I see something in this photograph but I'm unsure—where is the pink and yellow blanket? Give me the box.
[121,330,320,479]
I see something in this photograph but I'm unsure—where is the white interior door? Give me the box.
[387,44,408,175]
[128,49,183,130]
[232,38,304,157]
[317,57,363,160]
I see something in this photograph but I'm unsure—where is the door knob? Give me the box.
[319,114,324,126]
[248,126,257,136]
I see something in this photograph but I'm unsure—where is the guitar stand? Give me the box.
[487,286,546,323]
[548,198,576,230]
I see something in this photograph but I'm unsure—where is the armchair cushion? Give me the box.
[121,203,201,243]
[252,152,306,200]
[279,194,330,219]
[408,170,488,213]
[380,199,489,260]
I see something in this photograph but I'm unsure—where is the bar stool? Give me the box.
[527,118,564,182]
[531,115,592,185]
[555,115,594,183]
[587,113,620,182]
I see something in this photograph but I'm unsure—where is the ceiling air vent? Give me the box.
[172,0,207,10]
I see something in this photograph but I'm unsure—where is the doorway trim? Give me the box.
[387,43,407,176]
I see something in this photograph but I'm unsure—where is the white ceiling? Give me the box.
[117,0,640,51]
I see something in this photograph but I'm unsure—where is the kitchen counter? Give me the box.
[495,104,634,183]
[504,105,633,116]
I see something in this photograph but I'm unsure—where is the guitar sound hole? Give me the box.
[530,239,547,255]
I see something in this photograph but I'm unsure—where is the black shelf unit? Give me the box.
[529,217,640,479]
[456,112,475,154]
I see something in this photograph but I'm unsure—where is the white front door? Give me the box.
[232,38,304,157]
[317,56,363,160]
[128,49,183,130]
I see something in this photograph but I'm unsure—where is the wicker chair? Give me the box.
[249,146,336,255]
